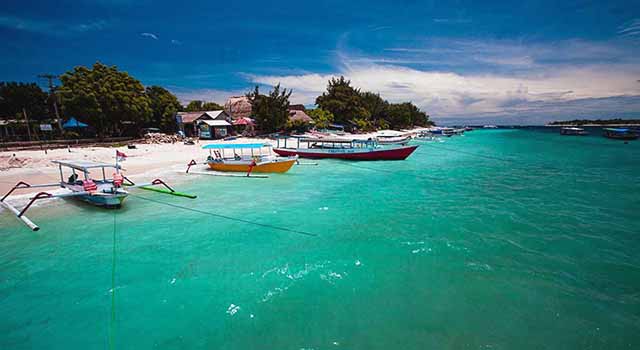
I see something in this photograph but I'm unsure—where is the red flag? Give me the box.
[116,150,127,161]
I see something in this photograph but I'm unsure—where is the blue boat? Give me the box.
[602,128,639,140]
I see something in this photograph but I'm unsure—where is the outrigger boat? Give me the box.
[273,137,418,160]
[602,128,639,140]
[186,143,298,176]
[1,158,195,231]
[560,127,588,136]
[375,131,412,145]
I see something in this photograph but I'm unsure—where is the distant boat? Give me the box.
[375,131,411,145]
[483,125,498,129]
[602,128,639,140]
[560,127,588,136]
[429,127,455,137]
[273,138,418,160]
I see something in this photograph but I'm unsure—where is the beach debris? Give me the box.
[141,132,181,144]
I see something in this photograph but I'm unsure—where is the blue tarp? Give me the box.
[202,143,269,149]
[63,117,89,129]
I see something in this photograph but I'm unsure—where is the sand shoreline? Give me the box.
[0,129,423,198]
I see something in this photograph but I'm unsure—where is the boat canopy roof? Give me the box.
[202,143,270,149]
[604,128,630,132]
[300,137,367,143]
[52,160,121,171]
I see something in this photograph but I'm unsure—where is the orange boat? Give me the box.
[203,143,297,174]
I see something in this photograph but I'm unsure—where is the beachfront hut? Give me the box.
[176,110,232,139]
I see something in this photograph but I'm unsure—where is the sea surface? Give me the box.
[1,128,639,349]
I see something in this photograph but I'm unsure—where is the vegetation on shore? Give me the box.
[549,118,640,126]
[1,62,432,139]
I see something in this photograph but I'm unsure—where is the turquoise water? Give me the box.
[1,129,640,349]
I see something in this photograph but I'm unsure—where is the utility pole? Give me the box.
[22,108,32,141]
[38,74,63,134]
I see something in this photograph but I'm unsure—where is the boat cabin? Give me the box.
[276,137,378,150]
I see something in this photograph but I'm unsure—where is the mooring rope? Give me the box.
[109,210,117,350]
[417,142,517,163]
[128,193,318,237]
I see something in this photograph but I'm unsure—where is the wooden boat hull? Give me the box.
[207,158,297,173]
[273,145,418,160]
[603,133,638,140]
[77,193,127,208]
[377,136,411,145]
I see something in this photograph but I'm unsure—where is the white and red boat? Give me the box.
[273,137,418,160]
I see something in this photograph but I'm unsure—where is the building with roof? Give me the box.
[176,110,232,139]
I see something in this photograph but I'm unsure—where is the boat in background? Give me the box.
[483,125,498,129]
[602,128,639,140]
[203,143,298,173]
[274,137,418,160]
[560,127,588,136]
[375,130,411,145]
[429,127,455,137]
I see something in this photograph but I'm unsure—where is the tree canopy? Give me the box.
[0,82,48,121]
[315,76,370,126]
[184,100,224,112]
[246,84,292,133]
[59,62,151,136]
[307,108,334,129]
[146,86,181,132]
[315,76,432,130]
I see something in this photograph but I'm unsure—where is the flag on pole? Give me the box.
[116,150,127,162]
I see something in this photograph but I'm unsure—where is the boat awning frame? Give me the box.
[202,143,270,149]
[52,160,121,171]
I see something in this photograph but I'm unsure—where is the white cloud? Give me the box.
[141,32,158,40]
[248,40,640,117]
[618,19,640,38]
[0,15,108,35]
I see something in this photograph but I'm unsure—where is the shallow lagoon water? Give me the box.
[1,129,639,349]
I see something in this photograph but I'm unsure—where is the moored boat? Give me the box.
[203,143,298,173]
[273,138,418,160]
[560,127,588,136]
[1,155,193,231]
[602,128,639,140]
[375,131,412,145]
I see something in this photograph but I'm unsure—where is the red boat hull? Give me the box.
[273,145,418,160]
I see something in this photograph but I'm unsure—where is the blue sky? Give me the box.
[1,0,640,124]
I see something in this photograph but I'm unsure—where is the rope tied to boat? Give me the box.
[128,193,318,237]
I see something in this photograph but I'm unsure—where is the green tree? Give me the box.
[145,86,181,132]
[306,108,334,129]
[360,91,389,121]
[315,76,369,126]
[0,82,48,121]
[59,62,152,136]
[387,102,432,129]
[202,101,224,110]
[184,100,204,111]
[246,84,292,133]
[184,100,223,111]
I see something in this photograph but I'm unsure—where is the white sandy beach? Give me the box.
[0,130,419,198]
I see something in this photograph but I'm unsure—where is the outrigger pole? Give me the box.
[0,181,76,231]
